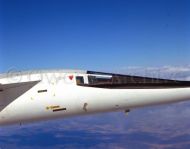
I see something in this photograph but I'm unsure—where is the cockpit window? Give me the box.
[75,71,190,89]
[88,75,112,85]
[76,76,84,85]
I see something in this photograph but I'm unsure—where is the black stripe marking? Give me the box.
[53,108,66,112]
[82,83,190,89]
[38,89,47,93]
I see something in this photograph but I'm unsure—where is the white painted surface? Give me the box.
[0,71,190,125]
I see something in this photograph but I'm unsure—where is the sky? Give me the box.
[1,0,190,149]
[0,0,190,72]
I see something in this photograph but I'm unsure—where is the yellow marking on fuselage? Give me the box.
[46,105,60,110]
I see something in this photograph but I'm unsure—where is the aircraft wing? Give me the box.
[0,81,40,111]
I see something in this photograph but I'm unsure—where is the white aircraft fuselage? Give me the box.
[0,69,190,126]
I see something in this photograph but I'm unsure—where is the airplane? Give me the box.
[0,69,190,126]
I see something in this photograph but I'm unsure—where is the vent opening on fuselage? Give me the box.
[38,89,48,93]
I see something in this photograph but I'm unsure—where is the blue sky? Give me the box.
[1,0,190,72]
[1,1,190,148]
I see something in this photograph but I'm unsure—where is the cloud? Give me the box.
[117,65,190,80]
